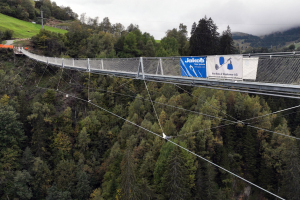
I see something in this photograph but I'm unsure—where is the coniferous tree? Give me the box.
[75,171,91,200]
[191,22,197,36]
[162,145,190,200]
[202,163,220,199]
[31,157,51,199]
[21,147,34,171]
[120,142,140,200]
[282,141,300,199]
[242,127,258,180]
[220,26,236,55]
[13,170,33,200]
[190,16,219,56]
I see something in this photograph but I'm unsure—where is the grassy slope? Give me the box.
[0,13,68,39]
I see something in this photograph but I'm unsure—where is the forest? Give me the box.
[1,46,300,199]
[1,0,300,200]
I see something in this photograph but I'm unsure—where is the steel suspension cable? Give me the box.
[174,84,239,122]
[37,63,48,87]
[36,86,285,200]
[242,104,300,122]
[49,66,300,140]
[30,62,300,140]
[56,66,64,91]
[20,61,38,87]
[144,80,164,134]
[116,79,133,90]
[0,57,29,86]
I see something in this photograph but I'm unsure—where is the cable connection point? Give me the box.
[163,133,171,140]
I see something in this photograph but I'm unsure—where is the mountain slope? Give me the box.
[232,27,300,48]
[0,13,67,39]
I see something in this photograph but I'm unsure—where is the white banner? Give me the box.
[243,57,259,80]
[207,55,243,79]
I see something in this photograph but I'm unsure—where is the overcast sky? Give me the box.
[53,0,300,39]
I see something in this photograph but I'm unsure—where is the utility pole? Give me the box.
[41,10,43,29]
[37,10,45,30]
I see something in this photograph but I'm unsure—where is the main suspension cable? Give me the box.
[31,62,300,140]
[36,86,285,200]
[144,80,164,134]
[174,84,239,122]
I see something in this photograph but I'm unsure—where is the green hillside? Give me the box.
[0,13,67,39]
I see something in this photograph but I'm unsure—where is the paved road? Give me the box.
[5,40,14,45]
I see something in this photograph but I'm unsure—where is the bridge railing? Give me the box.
[20,48,300,85]
[20,48,183,77]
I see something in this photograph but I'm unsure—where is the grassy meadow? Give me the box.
[0,13,68,39]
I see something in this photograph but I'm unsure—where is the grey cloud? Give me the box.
[54,0,300,39]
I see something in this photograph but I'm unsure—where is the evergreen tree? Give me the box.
[191,22,197,36]
[21,147,34,171]
[139,151,156,183]
[162,145,190,200]
[202,163,220,199]
[190,16,219,56]
[137,179,156,200]
[282,141,300,199]
[13,170,33,200]
[31,157,52,199]
[75,171,91,200]
[120,142,140,200]
[219,26,236,55]
[242,127,258,180]
[46,184,72,200]
[54,160,77,191]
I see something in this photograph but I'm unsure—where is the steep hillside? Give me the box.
[0,13,67,39]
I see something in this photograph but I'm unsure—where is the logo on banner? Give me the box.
[180,57,207,78]
[215,57,233,70]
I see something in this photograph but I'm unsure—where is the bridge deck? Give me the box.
[20,48,300,97]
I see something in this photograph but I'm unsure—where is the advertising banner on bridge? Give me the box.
[243,57,259,80]
[180,57,207,78]
[207,55,243,79]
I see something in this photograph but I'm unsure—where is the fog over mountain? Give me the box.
[54,0,300,39]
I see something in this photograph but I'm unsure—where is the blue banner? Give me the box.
[180,57,207,78]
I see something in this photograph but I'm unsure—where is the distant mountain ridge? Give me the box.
[232,27,300,48]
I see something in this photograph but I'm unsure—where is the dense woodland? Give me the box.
[1,1,300,200]
[1,47,300,199]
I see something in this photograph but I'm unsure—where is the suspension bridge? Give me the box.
[17,47,300,98]
[8,47,300,200]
